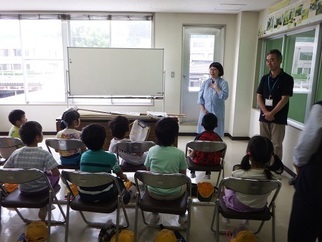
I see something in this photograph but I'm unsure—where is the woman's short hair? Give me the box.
[209,62,224,77]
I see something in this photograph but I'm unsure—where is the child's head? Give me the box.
[201,113,218,131]
[81,123,106,151]
[60,108,80,129]
[155,117,178,146]
[247,135,273,165]
[8,109,27,127]
[240,135,277,179]
[109,115,130,139]
[19,121,43,146]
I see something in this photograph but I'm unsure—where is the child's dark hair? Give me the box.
[19,121,42,145]
[240,135,283,179]
[109,116,130,139]
[201,113,218,131]
[155,117,178,146]
[60,108,80,129]
[8,109,25,125]
[81,124,106,151]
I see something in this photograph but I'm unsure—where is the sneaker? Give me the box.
[149,213,160,224]
[178,214,187,225]
[122,190,131,205]
[204,174,211,179]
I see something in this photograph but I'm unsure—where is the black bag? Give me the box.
[98,224,116,242]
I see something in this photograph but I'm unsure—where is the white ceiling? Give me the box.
[0,0,282,14]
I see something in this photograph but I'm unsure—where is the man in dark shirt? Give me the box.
[256,49,294,159]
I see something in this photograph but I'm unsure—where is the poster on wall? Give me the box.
[262,0,322,36]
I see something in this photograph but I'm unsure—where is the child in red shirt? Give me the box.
[189,113,222,179]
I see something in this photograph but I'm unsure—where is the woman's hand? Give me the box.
[210,81,220,92]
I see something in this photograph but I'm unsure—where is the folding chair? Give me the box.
[129,120,150,142]
[0,168,66,242]
[61,170,130,242]
[211,177,282,242]
[115,141,155,172]
[45,138,84,169]
[0,136,24,164]
[134,170,192,242]
[185,140,227,186]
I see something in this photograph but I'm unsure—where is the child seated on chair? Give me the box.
[144,117,188,225]
[8,109,27,138]
[79,123,133,204]
[56,108,86,166]
[4,121,60,220]
[223,135,283,213]
[189,113,223,179]
[108,115,146,166]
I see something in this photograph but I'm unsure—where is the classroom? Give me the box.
[0,0,322,241]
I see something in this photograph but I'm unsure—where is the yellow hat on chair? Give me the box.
[25,221,48,242]
[110,229,134,242]
[154,229,177,242]
[231,230,256,242]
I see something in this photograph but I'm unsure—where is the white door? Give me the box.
[181,26,224,124]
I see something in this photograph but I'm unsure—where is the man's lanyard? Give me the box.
[267,76,279,99]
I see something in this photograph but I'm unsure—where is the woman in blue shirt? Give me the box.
[197,62,229,137]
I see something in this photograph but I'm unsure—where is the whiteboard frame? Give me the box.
[67,47,164,97]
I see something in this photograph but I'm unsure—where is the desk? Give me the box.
[56,109,178,150]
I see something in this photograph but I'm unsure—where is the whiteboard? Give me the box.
[67,47,164,96]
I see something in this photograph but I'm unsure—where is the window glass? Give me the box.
[0,20,22,101]
[70,21,110,47]
[0,16,153,104]
[284,29,315,123]
[189,34,215,92]
[0,20,65,103]
[110,21,152,48]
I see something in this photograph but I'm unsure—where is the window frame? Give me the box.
[0,13,154,105]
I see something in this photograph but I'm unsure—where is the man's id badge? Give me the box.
[265,98,273,106]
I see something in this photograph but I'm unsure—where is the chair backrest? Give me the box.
[129,120,150,141]
[45,138,84,153]
[134,170,191,192]
[219,177,282,208]
[116,141,155,158]
[185,140,227,158]
[61,170,121,194]
[0,168,48,185]
[0,136,24,159]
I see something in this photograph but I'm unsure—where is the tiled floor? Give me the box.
[0,136,294,241]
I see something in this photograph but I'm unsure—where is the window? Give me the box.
[299,52,313,61]
[0,14,153,104]
[189,34,215,92]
